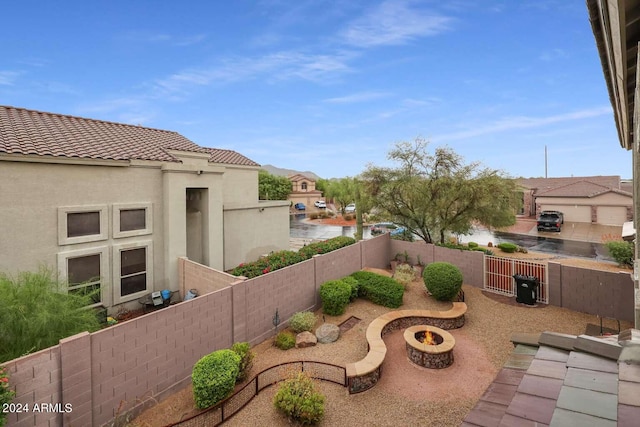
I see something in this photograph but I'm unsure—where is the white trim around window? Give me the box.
[112,240,153,304]
[112,202,153,238]
[58,205,108,245]
[57,246,110,307]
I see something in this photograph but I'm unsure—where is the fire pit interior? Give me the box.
[404,325,455,369]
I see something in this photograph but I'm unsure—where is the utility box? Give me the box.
[513,274,539,305]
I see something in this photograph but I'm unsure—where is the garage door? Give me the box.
[596,206,627,225]
[540,205,591,223]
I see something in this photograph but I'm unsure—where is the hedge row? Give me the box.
[350,271,404,308]
[231,236,356,278]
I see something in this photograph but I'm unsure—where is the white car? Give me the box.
[314,200,326,208]
[344,203,356,213]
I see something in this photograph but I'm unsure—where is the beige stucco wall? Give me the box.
[223,201,290,270]
[0,152,289,310]
[0,159,165,308]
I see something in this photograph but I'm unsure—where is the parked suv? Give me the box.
[537,211,563,232]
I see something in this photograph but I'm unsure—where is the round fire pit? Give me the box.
[403,325,455,369]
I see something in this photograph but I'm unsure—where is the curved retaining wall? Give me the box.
[345,303,467,393]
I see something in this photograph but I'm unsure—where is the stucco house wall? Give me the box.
[0,106,289,312]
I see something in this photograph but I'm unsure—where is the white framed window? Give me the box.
[57,246,109,307]
[113,203,153,238]
[58,205,108,245]
[112,241,153,304]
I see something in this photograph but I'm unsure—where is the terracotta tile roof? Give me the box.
[0,105,259,166]
[518,176,622,192]
[536,180,632,198]
[201,147,260,167]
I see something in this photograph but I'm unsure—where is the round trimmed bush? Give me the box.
[289,311,317,333]
[275,331,296,350]
[467,242,478,249]
[497,242,517,253]
[319,280,351,316]
[273,372,325,425]
[192,349,241,409]
[230,342,255,383]
[423,262,463,301]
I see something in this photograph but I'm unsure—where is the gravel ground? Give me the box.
[131,269,633,427]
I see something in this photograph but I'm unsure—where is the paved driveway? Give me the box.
[511,218,622,243]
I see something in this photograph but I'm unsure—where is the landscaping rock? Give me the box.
[296,331,317,348]
[315,323,340,344]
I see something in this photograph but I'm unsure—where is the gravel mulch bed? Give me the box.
[131,270,633,427]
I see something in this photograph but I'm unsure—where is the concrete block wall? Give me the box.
[315,244,363,295]
[241,259,317,345]
[4,346,61,427]
[361,234,392,269]
[556,265,634,323]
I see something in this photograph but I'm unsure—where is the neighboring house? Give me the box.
[517,176,632,225]
[0,106,290,312]
[288,173,323,208]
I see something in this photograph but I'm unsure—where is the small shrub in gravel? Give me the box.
[273,372,325,425]
[497,242,517,253]
[467,242,478,248]
[274,331,296,350]
[392,263,416,287]
[289,311,317,333]
[350,271,404,308]
[230,342,255,383]
[605,240,634,267]
[319,280,351,315]
[423,262,463,301]
[192,349,241,409]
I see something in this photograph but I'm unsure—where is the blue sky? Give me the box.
[1,1,631,179]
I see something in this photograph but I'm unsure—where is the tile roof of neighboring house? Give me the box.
[536,180,633,198]
[518,176,622,192]
[463,330,640,426]
[0,105,259,166]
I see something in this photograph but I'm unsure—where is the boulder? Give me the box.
[296,331,317,348]
[315,323,340,344]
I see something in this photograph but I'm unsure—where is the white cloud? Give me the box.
[323,91,391,103]
[0,71,20,86]
[342,0,452,48]
[434,106,613,142]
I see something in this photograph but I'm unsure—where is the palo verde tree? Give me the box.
[258,170,292,200]
[324,177,358,215]
[362,138,519,244]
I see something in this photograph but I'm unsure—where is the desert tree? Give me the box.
[258,170,292,200]
[361,138,519,244]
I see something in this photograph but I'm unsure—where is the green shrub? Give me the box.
[497,242,518,253]
[391,229,415,242]
[298,236,356,259]
[289,311,317,333]
[340,276,360,301]
[274,331,296,350]
[350,271,404,308]
[273,372,325,425]
[319,280,351,316]
[231,250,307,278]
[392,263,416,286]
[423,262,463,301]
[0,268,101,363]
[192,350,241,409]
[605,241,634,267]
[230,342,255,383]
[467,242,478,248]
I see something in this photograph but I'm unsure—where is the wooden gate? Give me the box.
[484,255,548,303]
